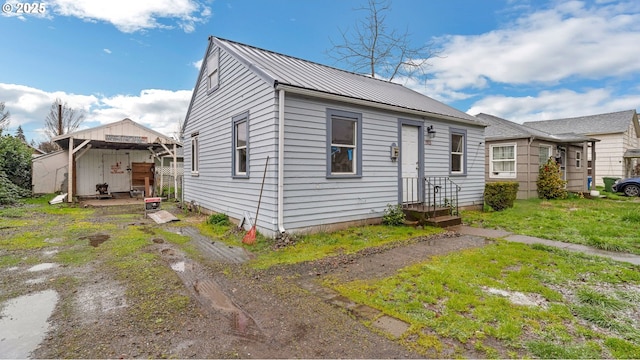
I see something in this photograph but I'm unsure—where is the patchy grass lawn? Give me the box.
[462,197,640,254]
[0,194,194,331]
[328,241,640,358]
[249,225,443,269]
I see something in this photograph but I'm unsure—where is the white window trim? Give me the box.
[207,48,219,92]
[576,150,582,168]
[450,132,465,175]
[489,143,517,179]
[539,144,553,166]
[190,134,199,176]
[232,112,249,178]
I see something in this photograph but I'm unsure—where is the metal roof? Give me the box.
[213,37,482,125]
[523,109,638,136]
[52,118,180,150]
[475,113,595,142]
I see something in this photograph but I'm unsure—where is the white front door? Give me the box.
[401,125,420,203]
[103,154,130,192]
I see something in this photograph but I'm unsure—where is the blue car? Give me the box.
[612,177,640,197]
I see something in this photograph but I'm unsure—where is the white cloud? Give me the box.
[48,0,211,33]
[467,88,640,122]
[425,1,640,96]
[103,48,112,54]
[0,83,191,142]
[92,89,192,138]
[192,59,203,70]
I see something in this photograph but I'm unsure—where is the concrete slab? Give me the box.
[452,225,512,238]
[450,229,640,266]
[147,210,179,224]
[372,315,410,339]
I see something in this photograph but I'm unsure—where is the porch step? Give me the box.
[403,206,452,220]
[425,215,462,228]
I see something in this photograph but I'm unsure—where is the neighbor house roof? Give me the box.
[523,109,639,136]
[208,36,482,126]
[475,113,596,143]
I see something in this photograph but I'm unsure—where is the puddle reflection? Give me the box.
[0,289,59,359]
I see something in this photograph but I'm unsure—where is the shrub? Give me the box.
[484,182,519,211]
[537,158,567,199]
[382,203,405,226]
[207,213,230,226]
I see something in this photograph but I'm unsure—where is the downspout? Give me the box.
[278,88,286,234]
[527,137,534,198]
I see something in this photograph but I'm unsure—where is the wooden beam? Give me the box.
[72,139,90,154]
[67,137,74,202]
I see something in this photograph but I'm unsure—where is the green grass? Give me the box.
[249,225,443,269]
[462,197,640,254]
[329,241,640,358]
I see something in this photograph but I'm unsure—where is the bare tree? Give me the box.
[37,140,59,153]
[327,0,438,82]
[44,98,86,141]
[0,101,9,131]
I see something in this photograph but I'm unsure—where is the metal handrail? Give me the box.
[425,176,461,218]
[400,176,461,218]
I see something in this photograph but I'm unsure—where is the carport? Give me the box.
[46,118,181,202]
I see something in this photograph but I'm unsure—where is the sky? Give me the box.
[1,0,639,144]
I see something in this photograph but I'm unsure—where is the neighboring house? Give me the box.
[524,110,640,186]
[476,113,598,199]
[32,118,181,200]
[182,36,487,237]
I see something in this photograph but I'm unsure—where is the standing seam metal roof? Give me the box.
[213,37,482,125]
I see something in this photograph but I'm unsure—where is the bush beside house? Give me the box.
[484,182,519,211]
[537,158,567,199]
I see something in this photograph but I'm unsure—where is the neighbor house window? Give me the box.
[190,132,199,175]
[232,112,249,178]
[327,109,362,177]
[490,143,516,178]
[207,48,219,92]
[539,145,552,166]
[576,151,582,168]
[450,129,466,175]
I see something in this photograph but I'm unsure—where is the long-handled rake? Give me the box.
[242,156,269,245]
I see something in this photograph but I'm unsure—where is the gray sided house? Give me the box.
[524,110,640,186]
[476,113,597,199]
[182,36,486,237]
[32,118,181,200]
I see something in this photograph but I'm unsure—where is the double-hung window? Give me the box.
[450,129,466,175]
[207,48,219,92]
[539,145,552,166]
[190,132,199,175]
[327,109,362,177]
[576,151,582,168]
[490,143,516,178]
[232,112,249,178]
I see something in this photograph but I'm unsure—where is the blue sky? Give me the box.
[1,0,639,143]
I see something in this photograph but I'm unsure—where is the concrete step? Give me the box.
[425,215,462,228]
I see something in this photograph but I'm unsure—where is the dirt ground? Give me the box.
[3,204,489,359]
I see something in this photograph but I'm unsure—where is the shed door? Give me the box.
[103,154,130,192]
[401,125,420,203]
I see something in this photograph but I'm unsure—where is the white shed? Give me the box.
[35,118,181,201]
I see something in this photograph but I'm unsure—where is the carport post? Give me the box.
[67,137,74,202]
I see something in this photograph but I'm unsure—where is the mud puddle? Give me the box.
[159,247,264,341]
[0,289,59,359]
[81,234,110,247]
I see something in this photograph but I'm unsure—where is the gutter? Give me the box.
[274,83,484,127]
[277,88,286,234]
